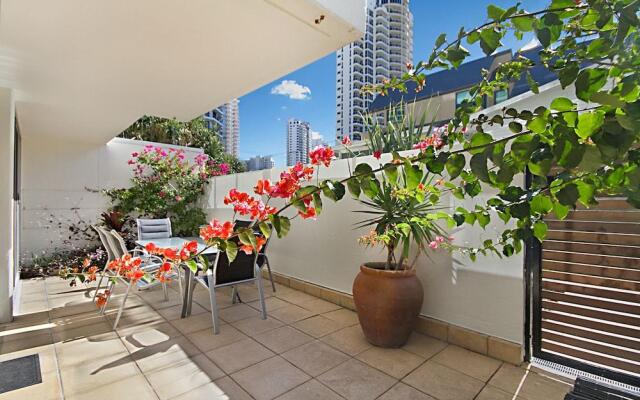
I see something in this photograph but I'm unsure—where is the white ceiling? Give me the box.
[0,0,364,142]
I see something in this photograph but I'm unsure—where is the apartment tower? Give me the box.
[286,119,310,166]
[335,0,413,142]
[203,98,240,157]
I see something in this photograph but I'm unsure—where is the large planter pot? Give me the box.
[352,262,424,348]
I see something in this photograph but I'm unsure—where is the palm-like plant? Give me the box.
[354,157,451,271]
[364,100,438,154]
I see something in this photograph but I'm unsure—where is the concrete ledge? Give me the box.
[267,271,523,365]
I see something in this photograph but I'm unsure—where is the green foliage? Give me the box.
[353,0,640,259]
[106,147,220,236]
[120,115,245,173]
[363,103,433,154]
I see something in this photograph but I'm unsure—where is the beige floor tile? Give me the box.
[431,345,502,382]
[402,360,484,400]
[254,326,313,354]
[132,336,201,372]
[137,287,184,310]
[318,358,396,400]
[0,328,53,354]
[48,298,97,318]
[219,303,262,323]
[476,385,526,400]
[248,296,291,312]
[321,309,359,327]
[275,379,343,400]
[117,321,181,348]
[171,376,253,400]
[356,347,424,379]
[488,364,572,400]
[270,304,316,324]
[205,337,274,374]
[0,311,50,332]
[292,315,345,338]
[0,345,62,400]
[402,333,448,359]
[169,312,222,335]
[276,289,318,304]
[186,325,247,352]
[232,315,285,335]
[299,298,342,314]
[231,356,310,400]
[282,340,350,377]
[65,373,157,400]
[321,326,371,356]
[52,317,113,343]
[145,353,224,399]
[55,333,123,369]
[156,302,206,321]
[378,383,436,400]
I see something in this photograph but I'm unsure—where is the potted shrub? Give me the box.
[350,150,452,347]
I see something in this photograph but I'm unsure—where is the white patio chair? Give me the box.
[99,229,167,329]
[136,218,172,240]
[91,225,116,302]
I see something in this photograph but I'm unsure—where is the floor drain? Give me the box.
[0,354,42,394]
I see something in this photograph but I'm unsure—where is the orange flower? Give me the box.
[200,219,235,242]
[299,206,317,219]
[254,179,273,195]
[309,146,335,167]
[239,236,267,255]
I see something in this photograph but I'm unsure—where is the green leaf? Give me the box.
[361,177,380,199]
[512,14,535,31]
[405,162,423,190]
[446,154,465,180]
[487,4,506,20]
[466,132,493,155]
[354,163,373,176]
[269,215,291,238]
[576,180,596,207]
[526,71,539,94]
[347,178,361,198]
[384,164,398,184]
[225,241,238,263]
[470,154,490,183]
[434,33,447,48]
[558,62,579,88]
[550,97,575,112]
[258,222,271,238]
[555,183,579,206]
[576,110,605,139]
[446,46,470,68]
[575,68,608,102]
[479,28,501,55]
[527,116,547,134]
[185,259,198,274]
[531,194,553,215]
[508,121,523,133]
[533,221,548,242]
[313,193,323,215]
[553,201,570,220]
[322,180,345,201]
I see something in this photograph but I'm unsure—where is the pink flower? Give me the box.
[127,159,135,165]
[131,152,139,157]
[448,235,455,241]
[309,146,335,167]
[429,241,438,249]
[373,150,382,160]
[341,136,352,146]
[175,195,183,202]
[436,236,445,244]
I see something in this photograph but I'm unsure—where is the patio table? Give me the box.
[135,237,217,318]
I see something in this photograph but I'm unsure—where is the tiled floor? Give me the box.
[0,277,573,399]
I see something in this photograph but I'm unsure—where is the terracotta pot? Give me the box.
[352,262,424,348]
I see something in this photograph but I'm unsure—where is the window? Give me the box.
[387,102,404,124]
[495,89,508,104]
[455,90,472,108]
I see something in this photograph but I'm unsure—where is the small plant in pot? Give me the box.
[350,151,454,347]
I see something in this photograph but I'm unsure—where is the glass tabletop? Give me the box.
[135,237,217,255]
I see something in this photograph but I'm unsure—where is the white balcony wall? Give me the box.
[20,137,203,262]
[205,153,525,344]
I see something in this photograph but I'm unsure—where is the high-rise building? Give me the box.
[335,0,413,143]
[286,119,310,166]
[202,98,240,157]
[245,155,275,171]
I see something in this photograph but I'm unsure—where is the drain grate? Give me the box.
[0,354,42,394]
[532,357,640,395]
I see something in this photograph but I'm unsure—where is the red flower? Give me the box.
[309,146,335,167]
[254,179,273,195]
[145,242,158,253]
[299,207,317,219]
[373,150,382,160]
[341,136,352,146]
[412,134,444,151]
[200,219,235,242]
[163,248,178,261]
[239,236,267,255]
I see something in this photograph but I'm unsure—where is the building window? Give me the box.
[387,102,404,124]
[455,90,472,108]
[494,89,508,104]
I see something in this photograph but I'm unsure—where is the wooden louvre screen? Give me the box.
[540,197,640,379]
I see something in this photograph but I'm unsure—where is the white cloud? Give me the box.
[280,105,288,110]
[310,130,323,141]
[310,130,326,147]
[271,80,311,100]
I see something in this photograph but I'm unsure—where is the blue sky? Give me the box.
[239,0,548,166]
